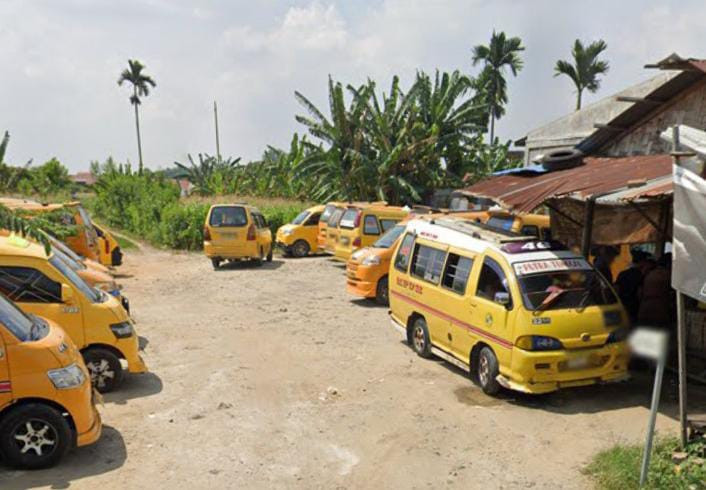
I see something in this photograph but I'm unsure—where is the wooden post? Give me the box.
[581,198,596,258]
[214,101,221,161]
[655,199,670,259]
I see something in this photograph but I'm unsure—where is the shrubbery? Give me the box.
[88,164,306,251]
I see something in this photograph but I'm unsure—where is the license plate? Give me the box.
[567,356,590,370]
[221,232,237,239]
[341,237,349,245]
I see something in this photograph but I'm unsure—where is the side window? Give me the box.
[0,267,62,303]
[410,244,447,284]
[541,228,552,241]
[380,219,398,232]
[475,257,512,307]
[305,213,321,226]
[442,254,474,295]
[394,233,415,272]
[520,225,539,237]
[363,215,380,235]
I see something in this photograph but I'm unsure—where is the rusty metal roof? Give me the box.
[458,154,673,213]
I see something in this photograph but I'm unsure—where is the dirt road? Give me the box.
[0,246,687,489]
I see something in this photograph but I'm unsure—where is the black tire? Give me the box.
[477,347,501,395]
[83,348,124,393]
[266,245,273,262]
[211,258,221,270]
[254,248,264,267]
[291,240,310,258]
[375,276,389,306]
[0,403,72,469]
[409,317,432,358]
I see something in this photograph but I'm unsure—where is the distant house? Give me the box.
[516,53,706,164]
[177,178,193,197]
[70,171,97,187]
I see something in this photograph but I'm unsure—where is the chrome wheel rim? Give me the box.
[87,359,115,389]
[479,355,489,386]
[13,419,57,457]
[413,325,425,352]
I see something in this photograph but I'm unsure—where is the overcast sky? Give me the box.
[1,0,704,171]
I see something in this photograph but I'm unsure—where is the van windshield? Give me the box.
[373,224,405,249]
[291,211,310,225]
[210,206,247,227]
[49,255,102,303]
[49,235,85,264]
[518,268,618,311]
[339,209,360,229]
[0,293,42,341]
[487,216,514,231]
[77,205,94,228]
[52,247,84,272]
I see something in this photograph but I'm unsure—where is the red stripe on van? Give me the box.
[390,290,514,349]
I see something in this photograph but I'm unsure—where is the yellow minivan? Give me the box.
[93,222,123,267]
[485,210,551,240]
[334,204,409,262]
[389,216,629,395]
[0,235,147,392]
[275,205,324,257]
[203,204,273,269]
[0,292,101,468]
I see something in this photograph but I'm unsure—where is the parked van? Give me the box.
[317,202,344,250]
[389,216,629,395]
[323,206,347,255]
[275,205,324,257]
[485,210,551,240]
[0,235,147,392]
[0,292,101,468]
[334,204,409,262]
[203,204,273,269]
[93,222,123,267]
[50,234,112,276]
[347,212,487,305]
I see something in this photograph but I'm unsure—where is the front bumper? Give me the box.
[500,342,630,394]
[346,263,377,298]
[119,334,149,374]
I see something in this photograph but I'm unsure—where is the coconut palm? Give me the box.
[472,31,524,142]
[554,39,609,110]
[118,60,156,171]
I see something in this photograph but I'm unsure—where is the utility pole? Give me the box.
[214,100,221,161]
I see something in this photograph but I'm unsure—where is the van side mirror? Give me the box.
[494,291,510,307]
[61,284,74,303]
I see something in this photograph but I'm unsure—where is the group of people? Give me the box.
[594,246,675,327]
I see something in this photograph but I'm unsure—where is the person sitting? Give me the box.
[637,253,674,328]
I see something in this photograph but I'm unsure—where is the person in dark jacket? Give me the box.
[615,250,653,323]
[594,246,619,283]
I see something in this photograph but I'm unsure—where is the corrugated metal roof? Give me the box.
[595,175,673,204]
[458,154,672,213]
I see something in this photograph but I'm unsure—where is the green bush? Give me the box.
[158,202,209,250]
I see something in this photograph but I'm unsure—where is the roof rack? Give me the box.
[428,217,538,245]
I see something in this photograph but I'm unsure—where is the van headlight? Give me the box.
[47,364,85,389]
[281,229,293,236]
[361,255,381,266]
[95,281,119,293]
[110,321,133,339]
[516,335,563,351]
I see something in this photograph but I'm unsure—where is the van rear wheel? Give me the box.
[266,245,273,262]
[0,403,71,469]
[211,258,221,270]
[83,348,124,393]
[254,248,264,267]
[477,347,501,395]
[410,318,432,358]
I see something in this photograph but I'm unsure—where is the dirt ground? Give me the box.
[0,245,699,489]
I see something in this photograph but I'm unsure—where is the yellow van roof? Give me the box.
[0,235,49,259]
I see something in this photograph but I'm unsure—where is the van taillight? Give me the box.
[353,211,362,227]
[203,227,211,240]
[104,240,110,253]
[353,237,361,247]
[247,224,256,240]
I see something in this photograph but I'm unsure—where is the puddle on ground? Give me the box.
[453,387,502,408]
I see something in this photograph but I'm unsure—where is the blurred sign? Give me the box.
[628,328,668,361]
[672,156,706,302]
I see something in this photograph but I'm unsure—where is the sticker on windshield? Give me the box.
[513,258,591,276]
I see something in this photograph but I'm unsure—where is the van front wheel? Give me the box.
[477,347,501,395]
[375,276,389,306]
[410,318,432,358]
[292,240,310,258]
[83,348,124,393]
[0,403,71,469]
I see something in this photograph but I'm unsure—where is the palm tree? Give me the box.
[554,39,609,110]
[118,60,156,172]
[472,31,524,142]
[174,154,241,196]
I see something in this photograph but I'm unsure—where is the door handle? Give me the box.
[469,302,478,308]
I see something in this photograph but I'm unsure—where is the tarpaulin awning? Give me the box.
[459,154,673,213]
